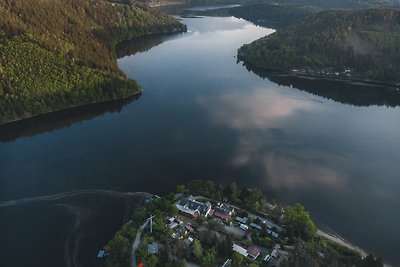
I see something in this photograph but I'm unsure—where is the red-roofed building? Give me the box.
[213,210,231,221]
[185,225,195,233]
[247,246,261,260]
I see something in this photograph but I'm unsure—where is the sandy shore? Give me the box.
[317,229,393,267]
[317,229,367,257]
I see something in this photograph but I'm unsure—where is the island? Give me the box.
[238,8,400,85]
[101,181,383,267]
[0,0,186,124]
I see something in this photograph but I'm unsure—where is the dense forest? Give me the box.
[238,8,400,83]
[0,0,186,123]
[196,4,316,29]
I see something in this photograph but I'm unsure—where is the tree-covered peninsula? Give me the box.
[0,0,186,124]
[238,8,400,84]
[103,181,384,267]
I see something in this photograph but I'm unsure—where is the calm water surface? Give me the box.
[1,16,399,266]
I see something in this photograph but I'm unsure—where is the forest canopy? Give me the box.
[238,8,400,83]
[0,0,186,123]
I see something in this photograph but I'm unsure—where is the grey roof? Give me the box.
[236,217,248,224]
[250,223,262,230]
[214,207,230,215]
[147,243,159,254]
[178,198,209,215]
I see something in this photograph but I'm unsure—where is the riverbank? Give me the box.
[0,90,142,127]
[316,230,394,267]
[239,61,400,89]
[317,230,367,257]
[271,71,400,88]
[0,0,187,125]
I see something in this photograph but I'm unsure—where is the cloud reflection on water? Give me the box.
[198,88,319,129]
[198,87,346,191]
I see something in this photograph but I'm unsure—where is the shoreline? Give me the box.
[0,90,142,127]
[239,60,400,88]
[317,229,393,267]
[317,229,367,257]
[276,72,400,88]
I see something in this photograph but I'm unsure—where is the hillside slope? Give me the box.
[0,0,185,123]
[238,8,400,83]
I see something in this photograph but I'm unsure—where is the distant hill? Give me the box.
[194,4,317,29]
[0,0,185,123]
[238,8,400,83]
[144,0,399,8]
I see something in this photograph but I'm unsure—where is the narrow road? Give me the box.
[130,219,150,267]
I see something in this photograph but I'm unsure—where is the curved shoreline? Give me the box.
[0,90,142,127]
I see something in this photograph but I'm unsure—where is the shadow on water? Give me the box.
[116,33,183,58]
[243,63,400,107]
[0,95,140,143]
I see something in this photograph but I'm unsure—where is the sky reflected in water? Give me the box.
[1,16,400,266]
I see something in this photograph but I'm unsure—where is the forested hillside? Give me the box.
[238,8,400,83]
[0,0,185,123]
[197,4,316,29]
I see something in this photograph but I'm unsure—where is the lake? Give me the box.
[0,16,399,266]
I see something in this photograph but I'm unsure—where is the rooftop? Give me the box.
[232,244,248,257]
[147,243,159,254]
[247,245,261,258]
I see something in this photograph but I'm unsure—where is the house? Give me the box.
[267,229,279,238]
[213,207,232,221]
[168,222,178,229]
[185,224,195,233]
[172,225,188,239]
[217,203,235,214]
[176,197,212,218]
[235,216,248,224]
[247,246,261,260]
[147,243,159,254]
[250,222,262,231]
[232,244,262,260]
[232,244,248,257]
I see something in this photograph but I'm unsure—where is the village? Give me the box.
[101,181,382,267]
[128,193,288,267]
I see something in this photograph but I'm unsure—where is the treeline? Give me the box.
[200,4,317,29]
[238,8,400,83]
[229,4,316,29]
[0,0,186,123]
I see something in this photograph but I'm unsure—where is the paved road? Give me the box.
[130,219,150,267]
